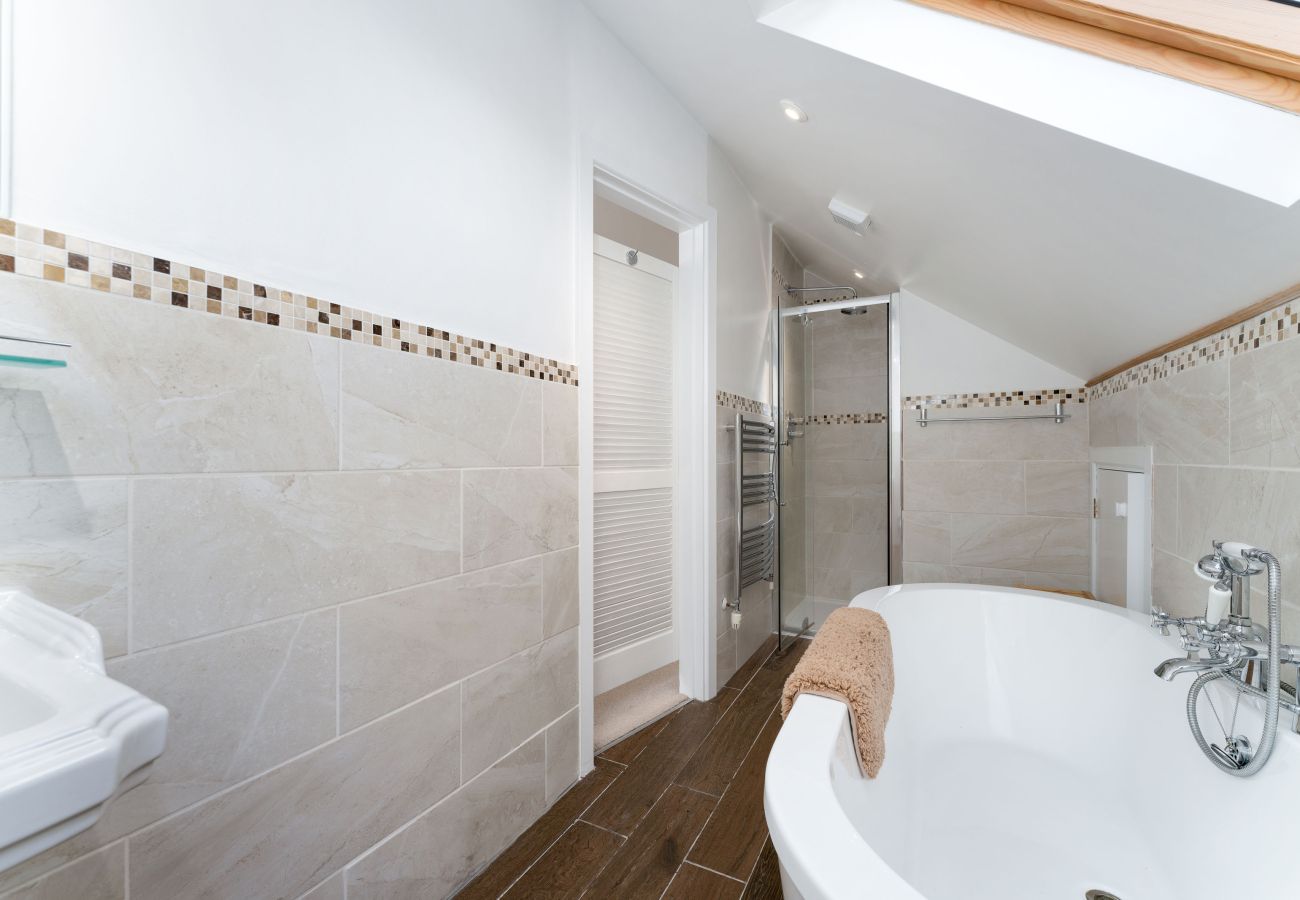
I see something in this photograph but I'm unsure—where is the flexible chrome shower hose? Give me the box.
[1186,549,1281,777]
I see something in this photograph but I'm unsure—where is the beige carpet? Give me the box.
[593,661,686,752]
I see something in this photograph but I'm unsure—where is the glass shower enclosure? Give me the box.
[772,291,901,640]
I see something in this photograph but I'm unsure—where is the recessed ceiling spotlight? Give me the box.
[780,100,808,123]
[853,270,865,279]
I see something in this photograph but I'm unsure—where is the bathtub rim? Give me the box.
[763,582,1160,900]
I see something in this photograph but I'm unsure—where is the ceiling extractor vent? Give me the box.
[828,196,870,235]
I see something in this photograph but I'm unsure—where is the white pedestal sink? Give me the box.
[0,591,167,872]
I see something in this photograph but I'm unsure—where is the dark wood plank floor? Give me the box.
[457,633,805,899]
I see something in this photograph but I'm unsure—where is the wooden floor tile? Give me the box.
[596,706,679,766]
[663,863,744,899]
[498,821,623,899]
[584,785,716,899]
[675,665,783,796]
[725,634,778,690]
[762,636,809,680]
[455,760,620,899]
[582,691,735,835]
[740,837,783,899]
[688,708,781,879]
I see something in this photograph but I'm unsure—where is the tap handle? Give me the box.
[1150,609,1172,636]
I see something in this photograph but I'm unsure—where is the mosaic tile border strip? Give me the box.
[1089,288,1300,400]
[716,390,770,416]
[904,388,1086,411]
[0,220,577,385]
[793,413,887,425]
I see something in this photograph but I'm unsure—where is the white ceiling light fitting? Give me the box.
[779,99,808,122]
[828,196,870,235]
[853,269,865,279]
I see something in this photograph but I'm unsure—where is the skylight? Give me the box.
[759,0,1300,205]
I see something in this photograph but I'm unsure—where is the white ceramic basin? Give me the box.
[0,591,167,871]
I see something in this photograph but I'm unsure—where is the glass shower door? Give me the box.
[775,300,892,637]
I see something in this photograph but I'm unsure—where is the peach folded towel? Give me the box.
[780,606,894,778]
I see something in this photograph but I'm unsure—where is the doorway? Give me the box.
[1090,446,1153,610]
[577,167,715,772]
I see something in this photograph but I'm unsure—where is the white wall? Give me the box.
[710,141,773,403]
[900,290,1083,394]
[8,0,742,366]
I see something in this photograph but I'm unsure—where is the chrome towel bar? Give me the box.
[916,401,1069,427]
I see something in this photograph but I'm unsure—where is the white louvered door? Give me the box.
[592,235,677,695]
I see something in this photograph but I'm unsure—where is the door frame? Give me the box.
[576,147,717,775]
[1089,445,1153,610]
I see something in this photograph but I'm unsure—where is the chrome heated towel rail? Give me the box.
[727,414,777,616]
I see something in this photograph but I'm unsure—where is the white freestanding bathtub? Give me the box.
[765,583,1300,900]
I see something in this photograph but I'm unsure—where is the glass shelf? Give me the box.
[0,336,71,369]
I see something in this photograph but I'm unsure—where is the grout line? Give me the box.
[340,603,345,738]
[115,545,572,660]
[0,463,567,486]
[685,861,746,885]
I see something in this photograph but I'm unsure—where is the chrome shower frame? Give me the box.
[770,291,902,648]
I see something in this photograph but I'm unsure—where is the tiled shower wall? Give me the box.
[1090,287,1300,644]
[0,241,579,898]
[797,307,890,621]
[902,392,1092,592]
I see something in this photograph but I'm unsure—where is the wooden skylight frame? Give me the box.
[908,0,1300,113]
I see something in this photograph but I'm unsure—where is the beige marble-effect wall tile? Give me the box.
[129,686,461,900]
[1153,465,1178,555]
[949,514,1089,575]
[542,382,578,467]
[1176,466,1300,577]
[346,734,546,900]
[1088,389,1138,448]
[806,459,887,498]
[1152,549,1206,618]
[340,342,541,469]
[903,460,1024,515]
[902,511,949,564]
[737,579,775,661]
[986,569,1091,593]
[903,412,1088,462]
[716,459,737,524]
[339,558,542,731]
[806,566,887,605]
[0,277,339,476]
[0,842,124,900]
[807,496,884,536]
[542,546,579,639]
[132,471,461,648]
[462,468,577,571]
[1229,337,1300,467]
[809,375,887,415]
[1024,461,1090,517]
[461,628,578,779]
[94,610,336,845]
[803,423,886,461]
[902,562,973,584]
[1138,361,1229,464]
[716,626,738,686]
[0,478,127,657]
[298,873,345,900]
[545,706,579,803]
[902,562,1088,593]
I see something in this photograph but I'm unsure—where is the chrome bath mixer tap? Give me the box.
[1151,540,1300,776]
